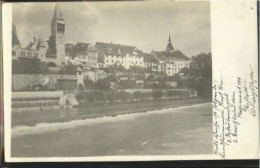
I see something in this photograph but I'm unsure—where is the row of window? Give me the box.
[105,59,143,65]
[12,50,41,58]
[106,55,142,60]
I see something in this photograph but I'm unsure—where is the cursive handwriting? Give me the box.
[213,66,257,158]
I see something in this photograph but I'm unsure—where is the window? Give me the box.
[27,52,32,57]
[20,51,25,57]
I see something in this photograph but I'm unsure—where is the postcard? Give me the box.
[2,1,259,162]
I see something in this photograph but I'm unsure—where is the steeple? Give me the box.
[52,4,64,24]
[47,4,66,65]
[166,33,174,53]
[12,22,21,47]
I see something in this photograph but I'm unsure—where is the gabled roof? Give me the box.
[65,42,90,57]
[143,53,159,64]
[75,42,89,54]
[26,37,47,50]
[95,42,142,63]
[153,50,190,61]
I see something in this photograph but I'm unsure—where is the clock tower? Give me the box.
[47,4,65,66]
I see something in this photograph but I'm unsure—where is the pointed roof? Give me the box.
[166,34,174,53]
[52,4,65,24]
[25,36,47,50]
[153,50,190,61]
[12,22,21,47]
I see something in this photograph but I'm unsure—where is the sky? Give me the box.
[13,2,211,57]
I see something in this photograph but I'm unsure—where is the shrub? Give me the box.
[152,90,164,99]
[117,91,130,101]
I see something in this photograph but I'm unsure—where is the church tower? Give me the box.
[47,4,65,66]
[166,34,175,53]
[12,22,21,47]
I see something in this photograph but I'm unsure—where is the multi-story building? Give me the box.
[96,42,144,69]
[143,53,160,72]
[161,62,176,76]
[65,42,98,69]
[152,35,190,76]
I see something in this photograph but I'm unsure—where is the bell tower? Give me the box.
[47,4,65,66]
[166,34,175,53]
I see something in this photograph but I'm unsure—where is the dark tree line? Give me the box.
[180,52,212,98]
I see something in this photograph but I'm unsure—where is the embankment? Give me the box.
[12,97,211,127]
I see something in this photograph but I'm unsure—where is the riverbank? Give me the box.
[12,97,211,127]
[12,103,212,157]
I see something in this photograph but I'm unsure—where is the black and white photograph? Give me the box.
[10,1,213,158]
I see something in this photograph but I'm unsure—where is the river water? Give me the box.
[11,103,212,157]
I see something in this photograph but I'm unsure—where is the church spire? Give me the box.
[52,4,65,24]
[12,22,21,47]
[166,33,174,53]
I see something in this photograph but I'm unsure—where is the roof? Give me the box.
[143,53,159,64]
[166,34,174,52]
[12,22,21,47]
[52,4,65,24]
[95,42,142,63]
[153,50,190,61]
[26,37,47,50]
[65,42,88,57]
[166,43,174,52]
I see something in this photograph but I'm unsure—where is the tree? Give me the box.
[179,67,190,75]
[84,76,93,89]
[189,53,212,97]
[60,63,77,75]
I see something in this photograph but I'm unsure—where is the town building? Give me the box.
[152,34,190,76]
[96,42,144,69]
[143,53,160,72]
[65,42,98,69]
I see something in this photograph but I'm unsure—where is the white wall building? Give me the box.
[96,42,144,69]
[152,35,190,76]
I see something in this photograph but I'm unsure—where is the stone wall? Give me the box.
[12,74,77,91]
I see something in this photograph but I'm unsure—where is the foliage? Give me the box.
[185,53,212,97]
[59,63,77,75]
[118,80,136,89]
[12,59,48,74]
[117,91,131,101]
[152,90,164,99]
[84,76,94,89]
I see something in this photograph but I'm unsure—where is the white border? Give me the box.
[3,1,259,162]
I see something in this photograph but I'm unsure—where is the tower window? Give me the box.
[57,23,65,32]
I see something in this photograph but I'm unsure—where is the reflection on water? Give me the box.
[12,103,212,157]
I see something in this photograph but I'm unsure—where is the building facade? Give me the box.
[152,35,190,76]
[65,42,98,69]
[143,53,160,72]
[96,42,144,69]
